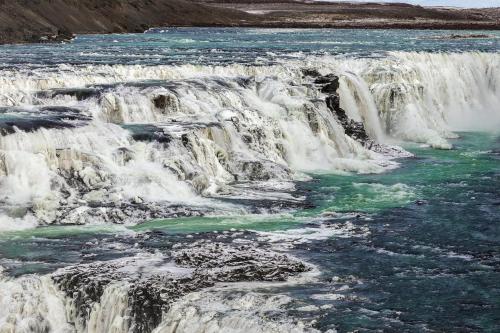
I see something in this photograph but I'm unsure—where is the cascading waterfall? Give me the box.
[338,72,385,142]
[357,52,500,148]
[1,52,499,228]
[0,271,73,333]
[0,50,499,333]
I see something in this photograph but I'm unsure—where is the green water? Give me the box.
[2,131,497,244]
[0,131,499,331]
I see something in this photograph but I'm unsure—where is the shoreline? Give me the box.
[3,24,499,47]
[0,0,498,46]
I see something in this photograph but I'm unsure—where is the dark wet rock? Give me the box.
[153,94,169,109]
[315,74,340,94]
[174,241,308,281]
[51,241,309,333]
[325,94,369,143]
[321,81,340,94]
[38,88,102,101]
[235,77,253,88]
[312,72,412,159]
[241,133,253,144]
[301,68,321,78]
[234,159,291,182]
[113,147,135,164]
[240,160,271,181]
[37,30,75,43]
[310,73,370,144]
[152,93,179,113]
[325,93,340,111]
[314,74,339,85]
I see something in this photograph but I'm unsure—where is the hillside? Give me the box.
[0,0,251,44]
[0,0,498,44]
[197,0,500,29]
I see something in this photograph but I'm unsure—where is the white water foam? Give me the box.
[0,52,498,229]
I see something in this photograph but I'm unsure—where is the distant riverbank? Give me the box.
[0,0,499,45]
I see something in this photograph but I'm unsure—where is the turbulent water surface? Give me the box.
[0,28,499,332]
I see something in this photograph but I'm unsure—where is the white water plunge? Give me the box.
[0,52,498,229]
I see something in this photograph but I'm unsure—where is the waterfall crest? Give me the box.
[0,52,498,229]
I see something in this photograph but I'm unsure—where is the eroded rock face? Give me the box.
[313,74,370,144]
[51,239,309,333]
[152,93,179,114]
[326,95,369,143]
[317,75,340,94]
[305,70,367,140]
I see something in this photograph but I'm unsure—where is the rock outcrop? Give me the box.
[304,71,370,144]
[52,237,309,333]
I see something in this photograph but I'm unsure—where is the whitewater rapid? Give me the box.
[0,48,499,333]
[0,52,498,230]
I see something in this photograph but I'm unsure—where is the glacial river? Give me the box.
[0,29,499,333]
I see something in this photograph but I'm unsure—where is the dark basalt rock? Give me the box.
[53,201,209,226]
[37,29,75,43]
[326,95,369,142]
[153,94,168,109]
[315,73,339,84]
[316,73,413,157]
[321,81,340,94]
[51,240,309,333]
[152,93,180,111]
[313,74,370,144]
[314,73,340,94]
[325,93,340,111]
[301,68,321,78]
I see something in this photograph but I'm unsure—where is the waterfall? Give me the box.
[0,272,73,333]
[359,52,500,148]
[0,52,498,229]
[338,72,385,142]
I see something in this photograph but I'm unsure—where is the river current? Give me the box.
[0,29,499,333]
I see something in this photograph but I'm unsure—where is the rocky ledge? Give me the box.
[303,69,413,159]
[52,239,309,333]
[303,69,371,145]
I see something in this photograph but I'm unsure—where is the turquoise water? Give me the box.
[298,132,500,332]
[0,28,499,67]
[1,131,499,331]
[0,28,499,332]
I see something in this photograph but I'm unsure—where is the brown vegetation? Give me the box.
[0,0,498,44]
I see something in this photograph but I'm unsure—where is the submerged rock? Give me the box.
[301,68,321,78]
[123,124,173,144]
[0,106,91,135]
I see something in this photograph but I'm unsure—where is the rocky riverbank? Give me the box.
[0,0,498,45]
